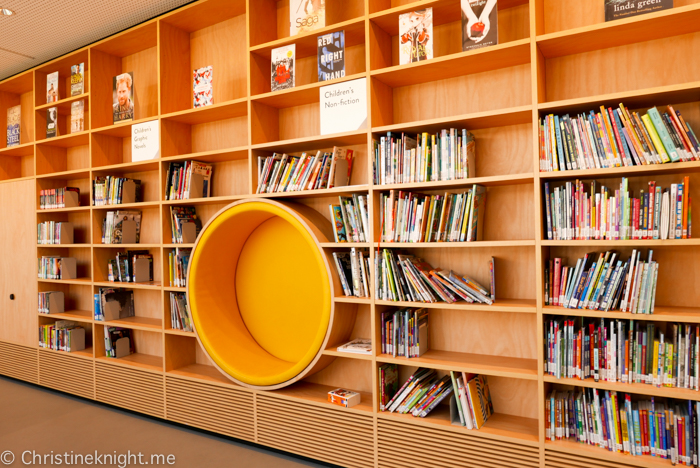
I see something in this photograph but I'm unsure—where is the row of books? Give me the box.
[45,63,84,103]
[168,248,191,288]
[546,318,700,391]
[379,368,453,417]
[380,308,428,358]
[539,104,700,172]
[165,161,212,200]
[94,288,135,321]
[375,249,494,304]
[101,210,142,244]
[37,221,71,245]
[373,130,475,185]
[255,148,354,193]
[38,291,63,314]
[547,389,699,465]
[44,100,85,139]
[104,327,134,358]
[379,186,486,243]
[93,176,141,206]
[38,256,73,280]
[39,187,80,210]
[329,195,370,243]
[544,178,691,241]
[169,292,192,332]
[107,251,153,283]
[450,372,494,430]
[39,321,85,353]
[169,206,201,244]
[332,250,371,298]
[545,250,659,314]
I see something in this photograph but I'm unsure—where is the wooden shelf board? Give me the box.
[537,3,700,59]
[100,315,162,331]
[375,240,536,248]
[0,69,33,94]
[38,277,92,285]
[267,381,374,415]
[375,298,537,313]
[334,296,372,304]
[0,142,34,157]
[376,173,534,191]
[166,363,233,385]
[160,0,245,32]
[543,305,700,323]
[92,117,159,138]
[93,281,162,290]
[543,239,700,247]
[538,81,700,114]
[163,243,195,248]
[35,131,90,147]
[92,159,160,174]
[36,243,90,248]
[377,350,538,380]
[94,243,161,249]
[161,146,249,164]
[250,17,365,58]
[543,375,700,401]
[373,106,533,135]
[39,310,93,322]
[371,39,531,88]
[164,286,187,293]
[36,168,90,180]
[319,242,371,248]
[92,201,160,210]
[252,73,367,109]
[163,328,193,336]
[37,206,90,213]
[377,408,539,446]
[252,129,368,152]
[322,348,374,360]
[39,346,94,360]
[161,98,248,125]
[95,352,163,372]
[545,439,673,468]
[540,160,700,180]
[161,195,245,206]
[255,184,370,199]
[35,93,89,111]
[90,21,157,57]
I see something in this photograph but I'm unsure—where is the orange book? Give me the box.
[683,176,690,238]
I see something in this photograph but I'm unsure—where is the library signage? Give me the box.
[319,78,367,135]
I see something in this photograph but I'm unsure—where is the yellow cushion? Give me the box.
[188,201,331,387]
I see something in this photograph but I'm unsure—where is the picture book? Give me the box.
[193,65,213,108]
[399,9,433,65]
[70,63,84,96]
[605,0,672,21]
[461,0,498,51]
[379,364,399,411]
[337,338,372,355]
[290,0,325,36]
[46,107,58,138]
[46,71,59,103]
[113,72,134,124]
[317,30,345,82]
[6,105,20,147]
[70,100,84,133]
[271,44,295,92]
[328,388,361,408]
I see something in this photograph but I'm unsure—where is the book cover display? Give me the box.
[113,72,134,124]
[46,107,58,138]
[70,63,84,96]
[399,9,433,65]
[461,0,498,51]
[290,0,325,36]
[46,72,59,103]
[605,0,672,21]
[271,45,295,92]
[317,31,345,82]
[70,101,84,133]
[6,105,20,147]
[193,66,213,108]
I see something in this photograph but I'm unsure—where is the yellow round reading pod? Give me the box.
[187,199,350,390]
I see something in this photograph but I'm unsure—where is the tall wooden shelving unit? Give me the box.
[0,0,699,466]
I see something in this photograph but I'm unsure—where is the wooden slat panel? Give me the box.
[0,342,38,383]
[38,351,94,399]
[165,376,254,442]
[256,394,374,468]
[378,419,539,468]
[545,450,641,468]
[95,362,164,418]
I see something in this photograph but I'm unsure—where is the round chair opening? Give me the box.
[188,200,333,388]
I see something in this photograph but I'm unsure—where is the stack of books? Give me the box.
[544,177,691,241]
[39,187,80,210]
[546,318,699,390]
[545,249,659,314]
[107,250,153,283]
[374,129,475,185]
[380,308,428,357]
[101,211,142,244]
[38,291,63,314]
[37,221,72,244]
[540,104,700,172]
[169,206,201,244]
[332,249,370,298]
[256,147,354,193]
[39,321,85,352]
[375,250,494,305]
[37,256,74,280]
[169,292,192,332]
[329,195,370,243]
[168,248,191,287]
[380,186,486,243]
[450,372,495,430]
[165,161,213,200]
[93,176,142,205]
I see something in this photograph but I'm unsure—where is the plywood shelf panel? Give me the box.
[91,160,160,173]
[36,169,91,180]
[253,184,370,199]
[39,346,94,360]
[322,348,374,360]
[543,305,700,323]
[93,281,162,291]
[39,310,93,322]
[375,173,534,191]
[161,98,248,125]
[267,381,374,415]
[100,316,162,331]
[251,129,368,152]
[375,240,536,248]
[540,160,700,179]
[544,375,700,401]
[0,142,34,157]
[35,130,90,146]
[251,72,367,108]
[35,93,89,112]
[375,298,537,313]
[95,353,162,373]
[38,278,92,285]
[91,202,160,210]
[91,117,160,138]
[166,363,232,385]
[36,206,91,214]
[542,239,700,247]
[545,439,674,468]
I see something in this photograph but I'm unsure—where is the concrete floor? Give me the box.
[0,376,333,468]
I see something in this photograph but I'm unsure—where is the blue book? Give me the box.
[544,182,552,240]
[94,293,101,321]
[613,109,633,165]
[317,31,345,82]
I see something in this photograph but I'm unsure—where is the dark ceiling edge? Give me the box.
[0,0,198,83]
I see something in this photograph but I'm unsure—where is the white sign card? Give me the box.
[132,120,159,162]
[320,78,367,135]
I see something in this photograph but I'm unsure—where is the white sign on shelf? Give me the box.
[132,120,160,162]
[320,77,367,135]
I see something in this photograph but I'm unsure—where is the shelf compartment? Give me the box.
[544,375,700,401]
[35,99,90,143]
[164,334,231,384]
[39,313,94,357]
[252,72,367,108]
[263,381,374,415]
[90,22,159,129]
[91,120,160,168]
[159,0,247,115]
[91,166,160,205]
[161,200,231,245]
[166,363,230,385]
[36,133,89,176]
[38,245,92,280]
[37,281,94,316]
[92,203,161,245]
[36,172,92,209]
[0,70,34,149]
[33,49,89,107]
[94,323,163,372]
[93,246,161,285]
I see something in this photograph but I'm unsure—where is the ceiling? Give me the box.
[0,0,195,81]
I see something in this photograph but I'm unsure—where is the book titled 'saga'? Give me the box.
[271,45,295,92]
[461,0,498,51]
[193,66,213,108]
[6,105,20,147]
[399,9,433,65]
[317,31,345,82]
[290,0,325,36]
[605,0,672,21]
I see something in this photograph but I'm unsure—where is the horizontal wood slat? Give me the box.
[0,342,38,383]
[545,450,643,468]
[39,352,93,398]
[95,362,164,418]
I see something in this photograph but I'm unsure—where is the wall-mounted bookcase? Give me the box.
[2,0,700,467]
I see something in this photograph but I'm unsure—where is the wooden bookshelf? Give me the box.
[0,0,699,467]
